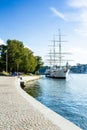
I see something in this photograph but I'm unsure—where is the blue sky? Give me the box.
[0,0,87,65]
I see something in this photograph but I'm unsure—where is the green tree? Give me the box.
[35,56,44,73]
[0,39,43,74]
[7,39,24,72]
[20,47,37,73]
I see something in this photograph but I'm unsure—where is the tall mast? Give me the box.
[46,29,70,67]
[59,29,61,67]
[53,36,56,66]
[49,48,52,66]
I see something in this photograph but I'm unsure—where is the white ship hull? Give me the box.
[45,67,69,79]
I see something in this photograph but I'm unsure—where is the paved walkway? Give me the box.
[0,76,60,130]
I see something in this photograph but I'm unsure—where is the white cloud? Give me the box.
[0,39,5,45]
[80,10,87,22]
[69,47,87,54]
[74,28,87,36]
[67,0,87,22]
[50,1,87,36]
[67,0,87,35]
[50,7,67,21]
[50,6,87,23]
[68,46,87,64]
[67,0,87,8]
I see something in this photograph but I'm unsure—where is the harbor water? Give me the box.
[24,74,87,130]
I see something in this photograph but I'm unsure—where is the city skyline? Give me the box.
[0,0,87,65]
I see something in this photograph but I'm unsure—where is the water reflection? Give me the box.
[24,81,42,98]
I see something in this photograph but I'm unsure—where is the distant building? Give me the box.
[70,64,87,73]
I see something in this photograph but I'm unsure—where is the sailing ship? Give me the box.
[45,30,70,79]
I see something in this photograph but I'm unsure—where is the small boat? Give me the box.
[45,29,70,79]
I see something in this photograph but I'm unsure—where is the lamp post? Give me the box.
[0,45,2,58]
[6,50,8,73]
[4,50,8,73]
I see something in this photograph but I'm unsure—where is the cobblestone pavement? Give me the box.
[0,76,60,130]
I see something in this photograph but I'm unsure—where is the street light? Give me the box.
[6,50,8,73]
[0,46,2,58]
[4,49,8,73]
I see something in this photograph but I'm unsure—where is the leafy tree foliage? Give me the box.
[7,39,24,72]
[0,39,44,74]
[35,56,44,72]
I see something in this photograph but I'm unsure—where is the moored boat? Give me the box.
[45,30,70,79]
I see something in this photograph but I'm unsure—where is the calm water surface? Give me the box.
[24,74,87,130]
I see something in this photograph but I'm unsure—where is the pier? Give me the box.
[0,76,82,130]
